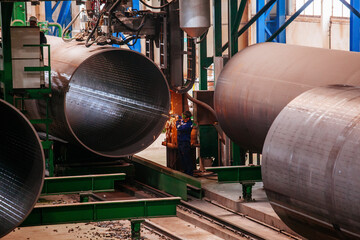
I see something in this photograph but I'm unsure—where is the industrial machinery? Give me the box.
[6,0,360,239]
[263,85,360,240]
[0,99,44,238]
[0,0,210,238]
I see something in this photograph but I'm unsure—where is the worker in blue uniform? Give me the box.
[176,111,193,176]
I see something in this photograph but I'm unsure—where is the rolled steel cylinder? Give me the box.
[0,99,44,238]
[262,85,360,240]
[26,36,170,157]
[179,0,210,38]
[214,43,360,152]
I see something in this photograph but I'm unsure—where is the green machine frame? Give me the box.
[1,2,200,239]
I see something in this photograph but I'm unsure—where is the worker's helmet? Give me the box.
[29,16,38,23]
[183,111,192,119]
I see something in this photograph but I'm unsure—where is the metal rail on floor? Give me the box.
[131,155,202,200]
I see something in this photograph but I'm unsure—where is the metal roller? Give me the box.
[0,99,44,238]
[262,85,360,240]
[26,36,170,157]
[214,43,360,152]
[179,0,210,38]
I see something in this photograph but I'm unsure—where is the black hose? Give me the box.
[85,11,105,47]
[139,0,174,9]
[185,93,225,144]
[85,0,121,47]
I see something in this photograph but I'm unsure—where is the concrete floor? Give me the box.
[4,221,160,240]
[136,133,167,167]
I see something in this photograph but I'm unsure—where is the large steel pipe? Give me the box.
[262,85,360,240]
[214,43,360,152]
[26,36,170,157]
[0,99,44,238]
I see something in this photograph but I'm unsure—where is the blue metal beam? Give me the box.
[256,0,266,43]
[276,0,286,43]
[349,0,360,51]
[257,0,286,43]
[45,1,72,37]
[132,0,141,53]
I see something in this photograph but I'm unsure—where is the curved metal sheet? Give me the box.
[26,36,170,157]
[262,85,360,240]
[214,43,360,152]
[0,99,45,238]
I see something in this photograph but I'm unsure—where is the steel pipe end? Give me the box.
[65,49,170,157]
[0,99,45,238]
[262,85,360,239]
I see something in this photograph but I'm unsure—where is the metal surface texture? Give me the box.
[179,0,210,38]
[214,43,360,152]
[0,99,45,238]
[26,36,170,157]
[262,85,360,240]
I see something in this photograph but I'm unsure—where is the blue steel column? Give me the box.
[45,1,72,37]
[276,0,286,43]
[256,0,266,43]
[132,0,141,53]
[350,0,360,51]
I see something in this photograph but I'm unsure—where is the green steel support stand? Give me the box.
[206,165,262,202]
[227,0,248,165]
[11,2,26,26]
[199,125,219,166]
[200,1,218,167]
[131,156,202,200]
[24,44,54,176]
[199,36,208,90]
[228,0,238,57]
[41,174,126,195]
[232,143,246,165]
[1,2,14,103]
[22,172,180,227]
[21,197,181,226]
[213,0,222,58]
[131,219,144,240]
[80,194,90,203]
[241,182,255,202]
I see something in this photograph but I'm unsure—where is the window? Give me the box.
[296,0,321,16]
[332,0,350,17]
[295,0,352,18]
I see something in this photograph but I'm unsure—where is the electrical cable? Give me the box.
[85,12,104,47]
[139,0,174,9]
[62,10,83,42]
[85,0,121,47]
